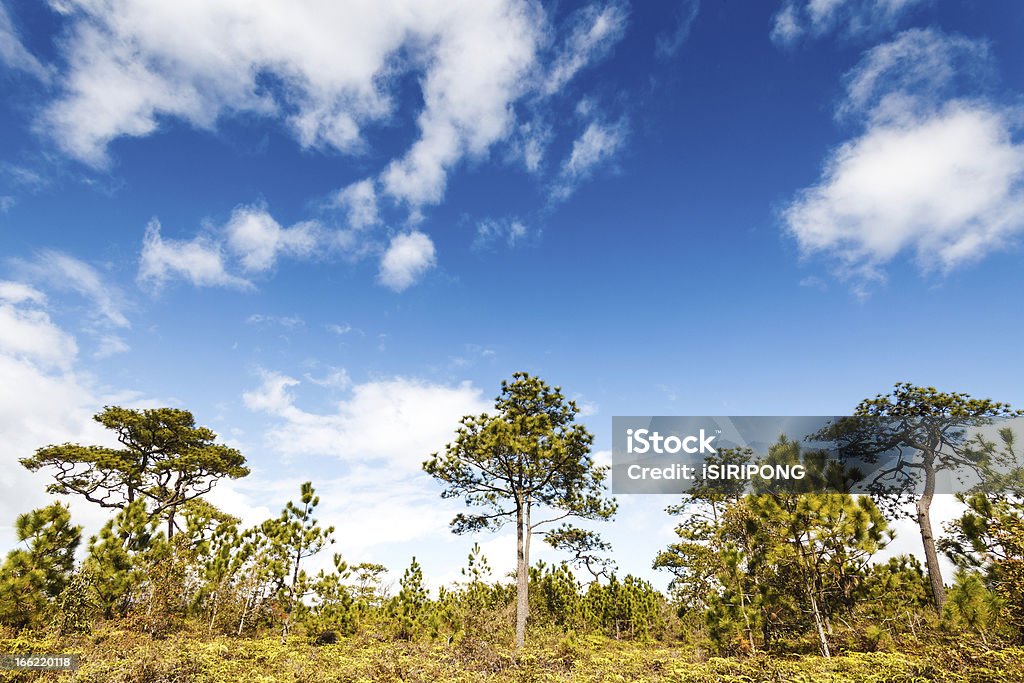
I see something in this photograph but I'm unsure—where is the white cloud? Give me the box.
[514,120,553,174]
[224,205,322,273]
[782,30,1024,283]
[305,367,351,390]
[770,0,925,46]
[379,2,542,207]
[325,323,353,336]
[243,370,489,471]
[543,2,628,95]
[838,29,992,122]
[42,0,544,211]
[15,250,130,328]
[0,284,77,369]
[554,118,628,200]
[0,281,45,305]
[656,0,700,58]
[246,313,304,328]
[138,219,253,290]
[474,217,530,249]
[378,231,437,292]
[786,104,1024,278]
[40,0,629,222]
[93,334,130,359]
[0,3,50,80]
[334,179,380,230]
[0,285,124,550]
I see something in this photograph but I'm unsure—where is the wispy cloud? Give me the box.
[543,2,629,95]
[656,0,700,58]
[0,280,76,369]
[246,314,305,328]
[771,0,926,47]
[553,118,628,201]
[474,217,530,250]
[0,3,50,81]
[12,250,130,329]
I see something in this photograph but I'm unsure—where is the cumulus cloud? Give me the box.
[0,281,77,369]
[243,370,489,470]
[782,29,1024,285]
[138,219,252,290]
[378,232,437,292]
[39,0,630,220]
[224,205,322,273]
[771,0,926,46]
[40,0,545,210]
[333,179,380,230]
[0,283,124,549]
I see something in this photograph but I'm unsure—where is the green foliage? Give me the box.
[391,557,429,640]
[942,428,1024,641]
[4,628,1023,683]
[52,569,95,635]
[259,481,336,642]
[423,372,617,647]
[528,561,665,640]
[819,384,1021,612]
[654,447,752,613]
[944,570,1002,646]
[83,499,159,619]
[21,406,249,537]
[657,438,892,657]
[544,524,616,581]
[0,502,81,629]
[302,554,361,639]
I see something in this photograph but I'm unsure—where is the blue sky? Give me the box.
[1,0,1023,589]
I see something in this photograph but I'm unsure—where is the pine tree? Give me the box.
[0,502,81,629]
[391,557,429,640]
[944,570,1001,646]
[22,406,249,538]
[262,482,335,643]
[747,438,890,657]
[83,499,159,619]
[424,372,616,647]
[817,384,1020,611]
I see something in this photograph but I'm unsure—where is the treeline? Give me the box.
[0,378,1022,660]
[0,484,666,645]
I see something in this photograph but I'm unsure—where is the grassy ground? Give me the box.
[1,630,1022,683]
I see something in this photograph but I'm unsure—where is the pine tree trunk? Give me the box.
[515,500,528,649]
[809,590,831,658]
[917,450,946,612]
[794,532,830,658]
[238,588,253,637]
[208,590,218,636]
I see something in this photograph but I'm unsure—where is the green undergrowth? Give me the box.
[1,630,1022,683]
